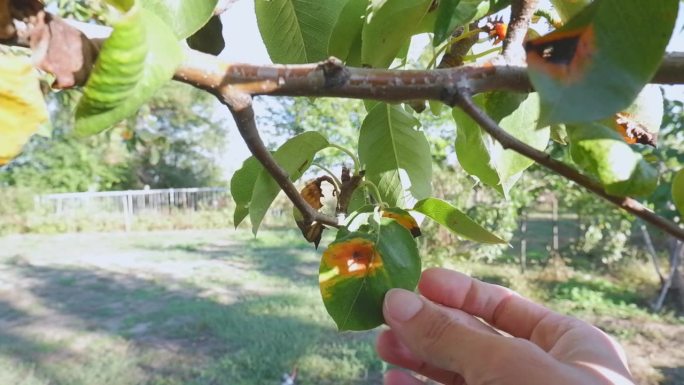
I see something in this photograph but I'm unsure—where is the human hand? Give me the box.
[377,268,634,385]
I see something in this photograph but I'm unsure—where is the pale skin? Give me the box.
[377,268,635,385]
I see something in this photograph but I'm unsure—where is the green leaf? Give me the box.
[526,0,678,125]
[328,0,368,61]
[75,6,182,136]
[453,93,550,197]
[551,124,568,144]
[0,55,49,165]
[673,169,684,219]
[568,122,658,197]
[618,85,664,137]
[433,0,463,45]
[358,103,432,207]
[106,0,134,11]
[231,156,264,227]
[187,15,225,55]
[140,0,218,39]
[549,0,591,22]
[255,0,346,64]
[361,0,433,68]
[347,186,370,213]
[319,218,421,331]
[250,132,329,234]
[413,198,506,244]
[432,0,510,45]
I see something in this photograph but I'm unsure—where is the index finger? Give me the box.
[417,268,567,341]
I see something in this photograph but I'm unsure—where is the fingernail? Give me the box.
[384,289,423,322]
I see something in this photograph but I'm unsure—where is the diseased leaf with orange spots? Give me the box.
[526,26,595,85]
[381,207,421,237]
[249,132,329,234]
[294,176,337,248]
[319,218,421,331]
[525,0,678,125]
[610,85,663,147]
[613,113,656,147]
[483,17,508,44]
[568,122,657,197]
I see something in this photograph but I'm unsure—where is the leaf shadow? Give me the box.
[0,262,377,385]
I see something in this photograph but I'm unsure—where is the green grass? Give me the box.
[0,229,681,385]
[0,230,381,385]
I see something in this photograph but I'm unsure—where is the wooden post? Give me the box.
[122,194,130,232]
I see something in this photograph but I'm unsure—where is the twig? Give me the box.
[453,92,684,241]
[221,91,339,228]
[502,0,539,63]
[336,166,365,215]
[311,163,342,192]
[436,24,481,69]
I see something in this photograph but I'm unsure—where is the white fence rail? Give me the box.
[35,187,229,231]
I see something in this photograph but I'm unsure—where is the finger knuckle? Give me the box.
[418,309,455,356]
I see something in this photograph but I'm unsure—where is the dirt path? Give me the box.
[587,317,684,385]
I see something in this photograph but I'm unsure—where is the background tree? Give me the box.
[0,82,228,192]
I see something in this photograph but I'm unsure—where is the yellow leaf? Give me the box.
[0,54,49,165]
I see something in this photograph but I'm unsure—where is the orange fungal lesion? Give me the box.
[322,238,383,278]
[525,25,596,84]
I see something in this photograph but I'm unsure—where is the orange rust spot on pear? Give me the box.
[322,238,383,277]
[525,25,596,84]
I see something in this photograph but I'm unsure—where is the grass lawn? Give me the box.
[0,230,381,385]
[0,229,682,385]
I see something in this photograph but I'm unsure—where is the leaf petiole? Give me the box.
[462,46,502,62]
[329,143,361,174]
[360,180,387,209]
[427,28,483,69]
[312,163,342,191]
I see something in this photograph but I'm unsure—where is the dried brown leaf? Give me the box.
[27,11,98,88]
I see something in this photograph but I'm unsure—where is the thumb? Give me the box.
[383,289,562,385]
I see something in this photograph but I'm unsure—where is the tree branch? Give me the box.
[175,49,684,103]
[220,91,339,229]
[453,92,684,241]
[502,0,539,63]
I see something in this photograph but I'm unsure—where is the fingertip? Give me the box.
[384,369,424,385]
[418,268,470,303]
[384,289,424,323]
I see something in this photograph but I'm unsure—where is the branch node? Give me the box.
[319,56,349,89]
